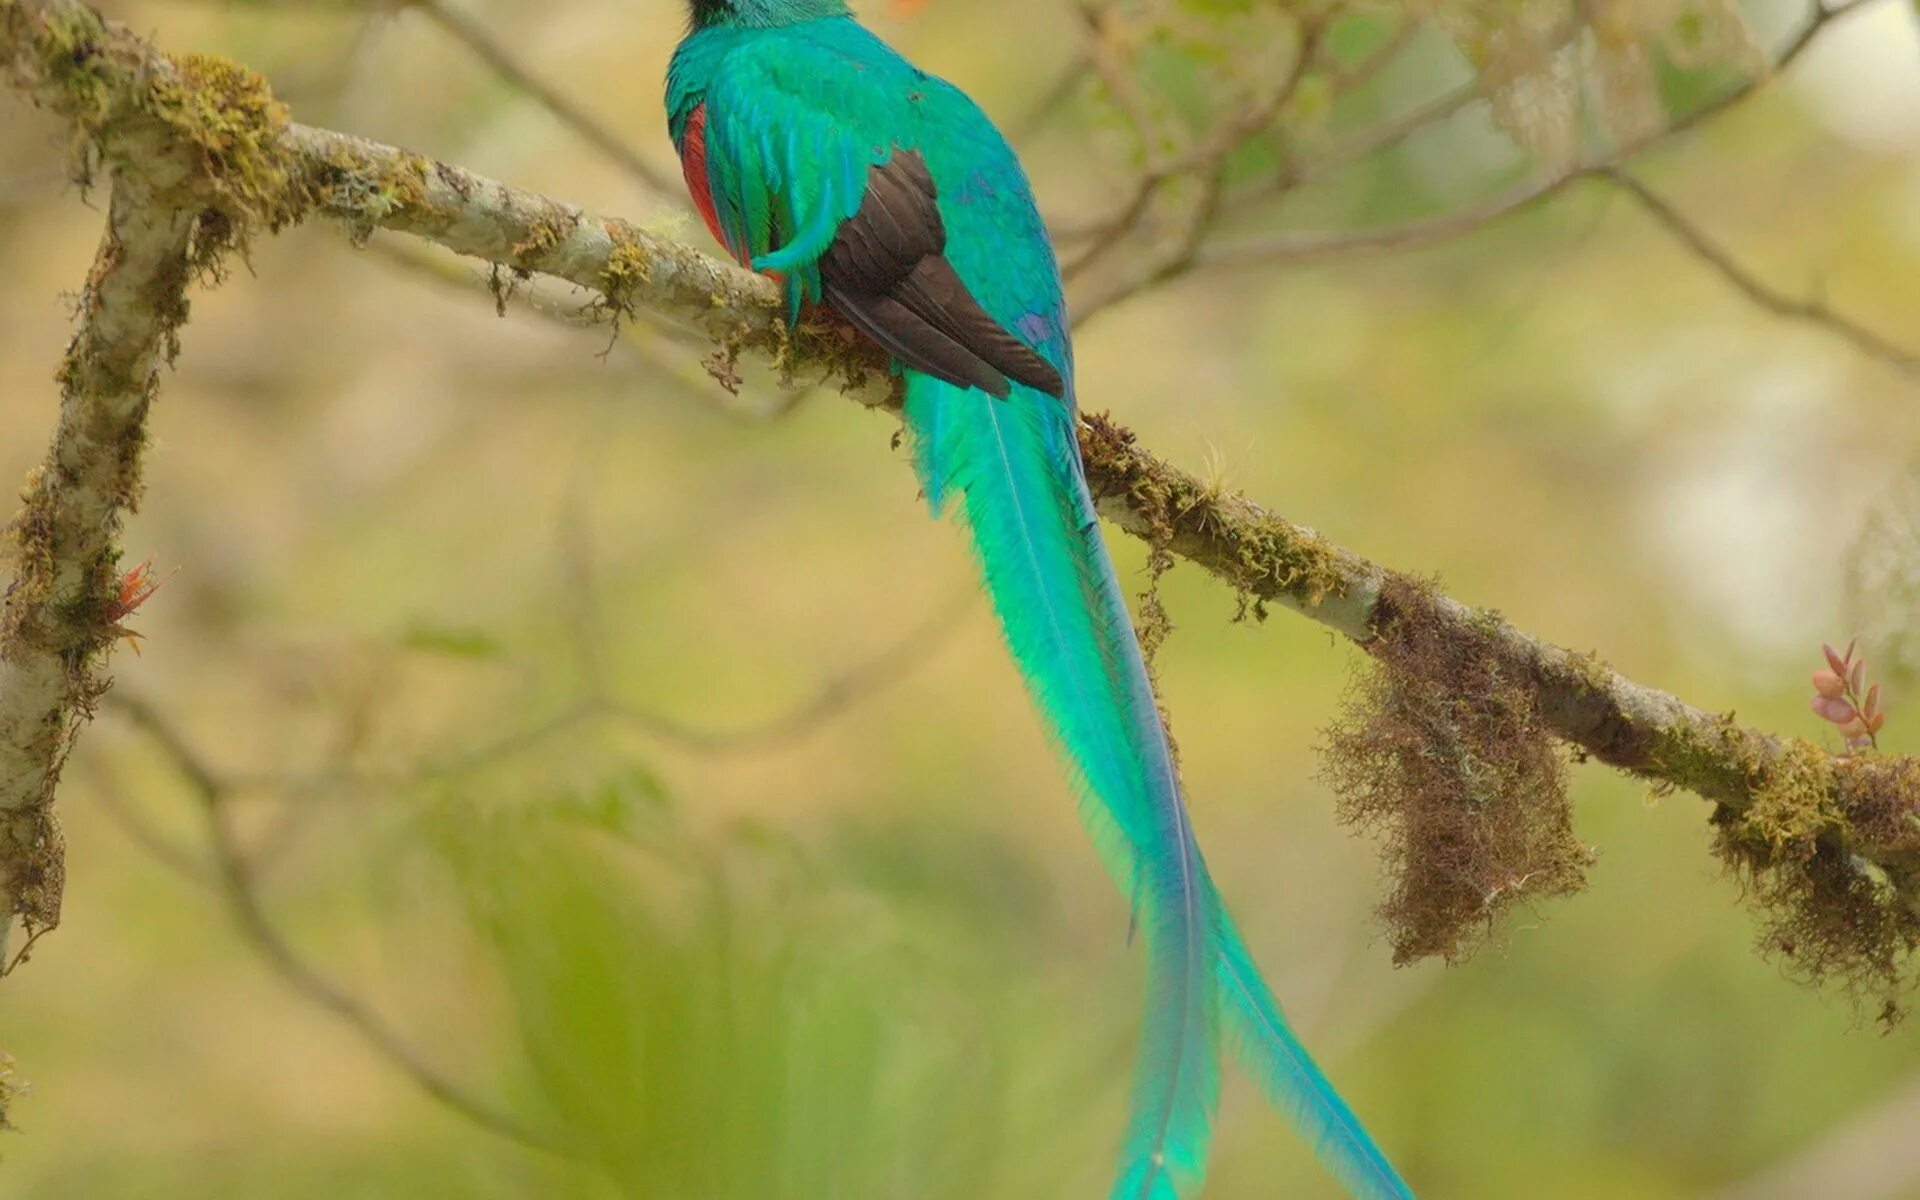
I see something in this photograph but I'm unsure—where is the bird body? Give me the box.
[667,6,1412,1197]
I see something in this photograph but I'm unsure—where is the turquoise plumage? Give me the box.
[666,4,1412,1197]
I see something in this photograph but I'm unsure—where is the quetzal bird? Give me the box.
[667,3,1413,1197]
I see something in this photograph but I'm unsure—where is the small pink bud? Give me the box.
[1846,636,1859,663]
[1813,669,1846,699]
[1849,659,1869,695]
[1867,712,1887,735]
[1824,643,1849,675]
[1841,716,1870,738]
[1846,735,1873,752]
[1812,697,1857,724]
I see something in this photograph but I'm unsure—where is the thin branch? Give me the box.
[1598,167,1920,379]
[1321,9,1430,98]
[601,586,978,755]
[1064,11,1326,287]
[207,0,676,194]
[249,589,979,802]
[1009,50,1090,144]
[402,0,676,194]
[85,755,215,884]
[106,694,572,1158]
[1193,1,1888,286]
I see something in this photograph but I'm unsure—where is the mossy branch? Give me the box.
[3,0,1916,999]
[0,178,202,966]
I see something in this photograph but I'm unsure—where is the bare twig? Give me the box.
[1065,12,1326,288]
[1598,167,1920,378]
[106,694,571,1157]
[1010,50,1091,144]
[402,0,676,195]
[1201,0,1888,276]
[207,0,676,194]
[602,586,978,755]
[252,588,979,802]
[1067,17,1329,321]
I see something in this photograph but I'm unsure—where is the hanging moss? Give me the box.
[1321,574,1591,965]
[1713,748,1920,1023]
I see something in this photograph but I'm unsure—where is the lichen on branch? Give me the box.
[0,183,201,967]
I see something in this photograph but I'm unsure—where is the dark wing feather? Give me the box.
[820,151,1065,400]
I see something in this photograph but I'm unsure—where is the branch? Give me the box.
[1194,1,1888,283]
[105,693,571,1156]
[3,0,1917,979]
[0,175,200,966]
[402,0,676,195]
[1598,167,1920,379]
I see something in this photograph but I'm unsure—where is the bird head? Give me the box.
[687,0,853,29]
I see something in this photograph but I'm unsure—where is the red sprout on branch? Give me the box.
[1811,637,1887,753]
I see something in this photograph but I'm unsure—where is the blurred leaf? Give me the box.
[424,795,1097,1199]
[401,624,505,659]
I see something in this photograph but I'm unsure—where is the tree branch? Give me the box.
[3,0,1916,978]
[104,694,570,1156]
[1197,0,1887,276]
[0,174,200,966]
[1598,167,1920,379]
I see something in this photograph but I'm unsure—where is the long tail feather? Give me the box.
[1210,888,1415,1200]
[908,374,1217,1199]
[906,372,1411,1200]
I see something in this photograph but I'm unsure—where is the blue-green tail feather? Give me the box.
[1211,889,1415,1200]
[907,373,1217,1199]
[906,371,1412,1200]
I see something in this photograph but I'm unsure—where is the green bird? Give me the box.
[667,3,1414,1196]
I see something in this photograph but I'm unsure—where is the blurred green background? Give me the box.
[3,0,1920,1196]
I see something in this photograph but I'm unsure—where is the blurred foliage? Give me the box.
[4,0,1920,1198]
[421,782,1096,1199]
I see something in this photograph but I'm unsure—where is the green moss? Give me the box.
[12,1,115,136]
[1074,411,1345,619]
[1711,740,1920,1021]
[0,470,56,659]
[1232,521,1344,613]
[509,214,570,267]
[600,229,655,307]
[302,145,432,244]
[1566,649,1615,695]
[1644,709,1757,800]
[147,53,299,242]
[1733,739,1841,851]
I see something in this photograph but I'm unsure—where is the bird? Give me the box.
[666,3,1414,1197]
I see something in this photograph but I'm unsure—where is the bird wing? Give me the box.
[822,150,1064,399]
[693,34,1062,398]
